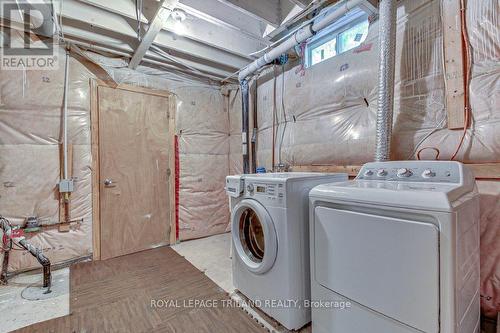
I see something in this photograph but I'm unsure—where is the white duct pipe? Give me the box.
[238,0,365,82]
[374,0,397,161]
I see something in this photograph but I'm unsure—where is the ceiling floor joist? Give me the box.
[54,1,257,69]
[129,0,179,69]
[216,0,281,27]
[66,0,267,58]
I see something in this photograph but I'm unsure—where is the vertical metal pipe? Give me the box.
[0,246,9,285]
[240,80,250,173]
[62,49,70,179]
[251,80,258,173]
[375,0,397,162]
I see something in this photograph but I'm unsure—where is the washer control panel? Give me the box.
[245,182,285,202]
[356,161,462,183]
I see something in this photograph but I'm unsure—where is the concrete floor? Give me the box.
[0,268,70,333]
[172,232,234,293]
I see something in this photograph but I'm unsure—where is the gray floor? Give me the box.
[0,268,70,333]
[2,233,494,333]
[0,234,233,333]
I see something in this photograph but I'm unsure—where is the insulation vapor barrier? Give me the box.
[247,0,499,316]
[175,87,231,239]
[255,0,499,167]
[0,47,93,272]
[0,33,235,272]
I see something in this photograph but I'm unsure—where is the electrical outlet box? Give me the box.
[58,179,74,193]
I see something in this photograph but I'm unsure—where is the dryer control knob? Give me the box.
[246,184,254,192]
[377,169,388,177]
[397,168,413,178]
[422,169,436,178]
[364,170,374,177]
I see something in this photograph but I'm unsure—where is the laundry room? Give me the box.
[0,0,498,332]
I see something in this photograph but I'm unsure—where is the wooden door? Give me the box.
[97,86,171,260]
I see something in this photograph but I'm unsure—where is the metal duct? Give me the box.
[237,0,365,82]
[240,80,250,173]
[374,0,397,162]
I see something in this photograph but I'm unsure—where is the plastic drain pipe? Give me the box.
[237,0,366,82]
[374,0,397,161]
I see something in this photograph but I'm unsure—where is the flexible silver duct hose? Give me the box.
[375,0,397,162]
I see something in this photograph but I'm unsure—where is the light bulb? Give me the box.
[173,21,186,36]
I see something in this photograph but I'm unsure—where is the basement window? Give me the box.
[306,8,369,67]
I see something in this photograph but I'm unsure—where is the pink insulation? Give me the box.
[175,87,231,240]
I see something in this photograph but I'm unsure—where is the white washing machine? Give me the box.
[226,172,348,330]
[309,161,480,333]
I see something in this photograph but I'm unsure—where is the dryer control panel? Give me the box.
[355,161,472,185]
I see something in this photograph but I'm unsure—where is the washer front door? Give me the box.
[232,199,278,274]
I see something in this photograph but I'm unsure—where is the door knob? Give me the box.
[104,179,114,186]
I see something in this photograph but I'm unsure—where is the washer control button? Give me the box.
[364,170,374,177]
[422,169,436,178]
[397,168,413,178]
[377,169,388,177]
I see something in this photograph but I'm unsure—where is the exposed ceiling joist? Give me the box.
[58,1,262,67]
[77,0,147,22]
[216,0,281,27]
[178,0,266,38]
[59,13,248,71]
[129,0,178,69]
[2,0,288,81]
[266,0,329,41]
[153,32,250,69]
[286,0,311,9]
[68,0,267,58]
[162,13,267,58]
[60,25,234,79]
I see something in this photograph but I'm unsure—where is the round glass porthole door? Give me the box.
[231,199,277,274]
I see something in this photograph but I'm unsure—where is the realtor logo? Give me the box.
[1,0,59,70]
